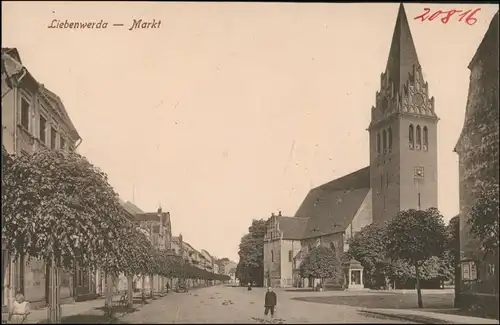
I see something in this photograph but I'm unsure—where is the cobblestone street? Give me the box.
[118,286,409,324]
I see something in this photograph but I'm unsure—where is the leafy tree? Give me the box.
[347,222,389,288]
[1,149,130,274]
[237,219,266,286]
[299,246,341,287]
[386,208,447,308]
[468,182,499,256]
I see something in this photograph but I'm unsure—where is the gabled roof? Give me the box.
[385,4,421,93]
[275,216,309,240]
[124,201,144,214]
[294,166,370,238]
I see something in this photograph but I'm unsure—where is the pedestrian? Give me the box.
[247,282,252,291]
[166,281,170,293]
[264,287,277,319]
[9,293,30,324]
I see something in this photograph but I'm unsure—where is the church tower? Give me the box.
[368,4,439,224]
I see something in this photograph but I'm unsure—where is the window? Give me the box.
[388,127,392,152]
[418,193,421,210]
[39,116,47,144]
[409,125,414,149]
[20,98,30,130]
[382,129,387,153]
[423,126,428,151]
[376,133,381,154]
[271,250,274,262]
[60,137,66,151]
[329,242,336,254]
[380,174,383,189]
[50,127,57,149]
[383,195,386,209]
[386,172,389,188]
[416,126,422,150]
[288,250,293,262]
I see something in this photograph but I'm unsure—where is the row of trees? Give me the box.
[236,219,266,287]
[1,148,228,323]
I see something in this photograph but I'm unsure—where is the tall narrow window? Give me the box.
[39,116,47,144]
[20,98,30,130]
[329,242,336,254]
[418,193,421,210]
[376,133,381,154]
[409,124,414,149]
[271,250,274,262]
[50,127,57,150]
[382,129,387,153]
[60,137,66,151]
[383,196,386,209]
[288,250,293,262]
[423,126,428,151]
[386,172,389,188]
[416,126,422,150]
[380,174,383,189]
[388,127,392,152]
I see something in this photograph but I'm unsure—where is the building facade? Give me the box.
[454,11,499,314]
[263,4,439,290]
[2,48,83,311]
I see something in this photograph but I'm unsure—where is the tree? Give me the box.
[1,149,137,322]
[386,208,448,308]
[347,222,389,288]
[237,219,266,286]
[468,182,499,257]
[299,246,341,288]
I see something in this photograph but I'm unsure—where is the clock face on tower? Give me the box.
[414,166,425,179]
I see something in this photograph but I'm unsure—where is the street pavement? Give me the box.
[118,285,410,324]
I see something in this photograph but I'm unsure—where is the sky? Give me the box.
[2,2,498,262]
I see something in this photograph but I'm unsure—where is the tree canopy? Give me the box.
[386,208,448,308]
[237,219,266,286]
[468,182,499,255]
[299,246,341,283]
[1,148,129,274]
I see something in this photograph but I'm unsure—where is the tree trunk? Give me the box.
[150,275,154,298]
[127,276,133,307]
[415,263,423,308]
[105,273,113,308]
[47,256,61,324]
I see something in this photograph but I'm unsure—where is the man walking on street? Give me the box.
[264,287,277,318]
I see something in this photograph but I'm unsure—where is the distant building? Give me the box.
[454,11,499,312]
[263,4,440,290]
[2,47,83,311]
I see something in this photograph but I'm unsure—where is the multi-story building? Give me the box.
[454,11,499,314]
[1,47,83,310]
[263,4,439,290]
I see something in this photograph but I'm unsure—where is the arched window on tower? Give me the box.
[376,132,381,155]
[416,126,422,150]
[383,129,387,153]
[409,125,414,150]
[388,127,393,152]
[423,126,428,151]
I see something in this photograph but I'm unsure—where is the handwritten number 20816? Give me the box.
[414,8,481,25]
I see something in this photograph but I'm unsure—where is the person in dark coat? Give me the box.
[264,287,277,318]
[247,282,252,291]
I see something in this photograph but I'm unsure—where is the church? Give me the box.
[263,4,439,289]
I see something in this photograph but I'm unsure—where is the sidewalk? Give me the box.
[360,308,500,324]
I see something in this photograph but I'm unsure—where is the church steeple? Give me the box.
[385,3,421,92]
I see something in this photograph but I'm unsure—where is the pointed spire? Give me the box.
[385,3,421,92]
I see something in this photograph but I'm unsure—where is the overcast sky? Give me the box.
[2,2,498,261]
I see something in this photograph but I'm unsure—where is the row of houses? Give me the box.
[0,47,222,312]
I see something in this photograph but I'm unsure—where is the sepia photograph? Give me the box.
[1,1,499,324]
